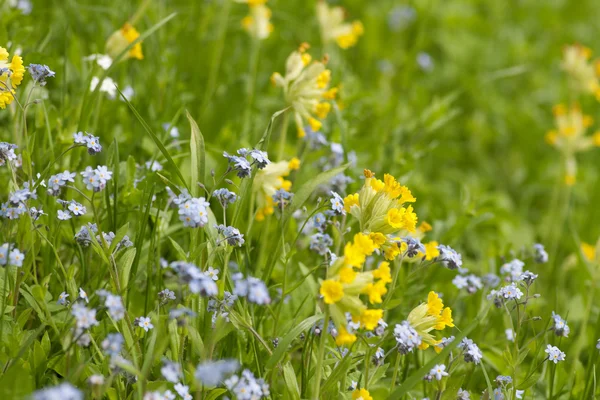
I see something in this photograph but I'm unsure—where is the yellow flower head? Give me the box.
[561,44,600,99]
[345,170,417,235]
[241,4,273,40]
[0,47,25,109]
[422,241,440,261]
[352,388,373,400]
[106,23,143,60]
[252,161,292,220]
[360,309,383,330]
[372,261,392,283]
[406,291,455,349]
[335,326,357,346]
[271,44,335,138]
[320,280,344,304]
[288,157,301,170]
[316,1,364,49]
[582,242,596,262]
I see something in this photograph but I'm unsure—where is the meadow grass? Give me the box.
[1,0,600,399]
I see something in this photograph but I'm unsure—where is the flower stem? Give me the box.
[277,111,290,161]
[391,351,402,391]
[313,307,330,400]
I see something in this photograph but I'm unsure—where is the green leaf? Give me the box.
[119,248,137,291]
[168,237,188,261]
[205,389,227,400]
[110,222,130,253]
[283,362,301,400]
[266,315,322,370]
[116,85,189,191]
[187,110,206,197]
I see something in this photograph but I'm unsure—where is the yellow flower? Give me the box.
[335,327,357,346]
[339,267,357,284]
[435,307,454,330]
[386,208,406,229]
[0,47,25,109]
[372,262,392,284]
[288,157,301,170]
[363,280,387,304]
[369,232,386,248]
[406,291,455,349]
[344,193,360,213]
[561,44,600,98]
[106,23,143,60]
[419,221,433,233]
[352,388,373,400]
[316,1,364,49]
[271,44,335,138]
[253,161,291,220]
[241,4,273,40]
[346,170,418,235]
[320,280,344,304]
[422,241,440,261]
[353,233,375,256]
[564,173,576,186]
[426,291,443,317]
[582,242,596,262]
[360,309,383,330]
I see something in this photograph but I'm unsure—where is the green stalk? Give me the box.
[312,307,330,400]
[277,111,290,161]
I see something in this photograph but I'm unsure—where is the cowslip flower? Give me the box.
[405,291,455,350]
[316,1,364,49]
[0,46,25,109]
[344,170,417,239]
[545,104,600,185]
[106,23,143,60]
[318,235,391,345]
[351,388,373,400]
[560,44,600,99]
[252,160,292,220]
[241,3,273,40]
[271,43,337,138]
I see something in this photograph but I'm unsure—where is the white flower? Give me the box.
[545,345,565,363]
[90,76,117,99]
[138,316,154,332]
[84,54,113,70]
[429,364,449,381]
[58,210,72,220]
[505,329,515,342]
[205,267,219,281]
[88,374,105,386]
[57,291,69,306]
[79,287,89,303]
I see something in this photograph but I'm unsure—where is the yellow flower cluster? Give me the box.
[352,388,373,400]
[561,44,600,100]
[545,104,600,185]
[0,47,25,109]
[319,233,391,346]
[407,291,454,350]
[271,43,338,137]
[252,159,299,220]
[240,1,273,40]
[345,170,417,235]
[316,1,364,49]
[106,23,143,61]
